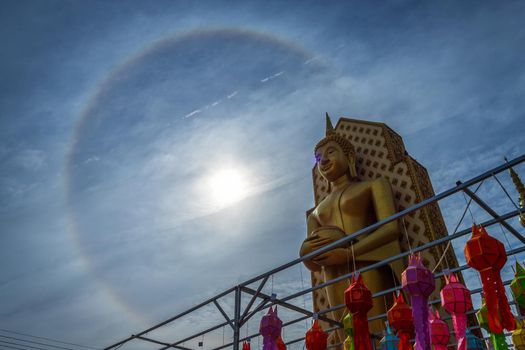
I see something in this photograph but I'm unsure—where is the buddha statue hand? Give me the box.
[301,226,351,267]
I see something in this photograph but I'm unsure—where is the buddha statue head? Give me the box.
[314,113,358,183]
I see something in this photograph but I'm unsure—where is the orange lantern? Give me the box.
[464,224,516,334]
[305,320,328,350]
[345,273,373,350]
[387,292,414,350]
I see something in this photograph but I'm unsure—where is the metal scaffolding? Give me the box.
[104,154,525,350]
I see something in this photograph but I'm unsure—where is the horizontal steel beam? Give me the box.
[157,321,229,350]
[104,154,525,350]
[136,336,193,350]
[240,286,341,328]
[239,154,525,287]
[281,208,522,303]
[460,181,525,244]
[104,287,236,350]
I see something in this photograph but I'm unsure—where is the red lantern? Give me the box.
[440,273,472,350]
[464,224,516,334]
[305,320,328,350]
[242,341,251,350]
[429,307,449,350]
[276,336,286,350]
[345,273,373,350]
[387,292,414,350]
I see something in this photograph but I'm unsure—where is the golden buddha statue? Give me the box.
[300,115,403,346]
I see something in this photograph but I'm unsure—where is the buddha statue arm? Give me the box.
[300,214,324,272]
[350,177,400,257]
[311,178,399,266]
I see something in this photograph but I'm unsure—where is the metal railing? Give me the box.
[104,154,525,350]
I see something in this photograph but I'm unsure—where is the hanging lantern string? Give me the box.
[461,191,476,224]
[498,223,518,265]
[401,218,412,253]
[350,240,357,275]
[432,180,484,273]
[499,158,525,216]
[390,261,398,288]
[299,264,309,332]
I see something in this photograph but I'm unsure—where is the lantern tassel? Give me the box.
[491,332,509,350]
[451,313,468,350]
[353,313,372,350]
[411,295,431,350]
[398,331,411,350]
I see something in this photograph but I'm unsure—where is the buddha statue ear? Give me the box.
[347,154,358,179]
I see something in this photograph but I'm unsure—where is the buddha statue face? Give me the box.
[315,140,350,182]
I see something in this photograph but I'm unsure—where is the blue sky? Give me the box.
[1,0,525,348]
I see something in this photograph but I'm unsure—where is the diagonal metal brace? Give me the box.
[241,286,342,328]
[241,297,270,325]
[136,335,193,350]
[240,275,269,322]
[213,300,235,330]
[458,181,525,244]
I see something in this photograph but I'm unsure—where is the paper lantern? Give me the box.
[513,319,525,350]
[477,299,509,350]
[466,329,484,350]
[344,336,354,350]
[387,292,414,350]
[429,307,450,350]
[305,320,328,350]
[343,313,354,350]
[380,323,399,350]
[343,313,353,337]
[242,341,251,350]
[276,336,286,350]
[402,253,435,350]
[511,262,525,308]
[260,306,283,350]
[465,224,516,333]
[440,273,472,350]
[345,273,373,350]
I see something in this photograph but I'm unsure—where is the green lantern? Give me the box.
[511,262,525,308]
[476,299,509,350]
[343,313,354,350]
[343,312,353,337]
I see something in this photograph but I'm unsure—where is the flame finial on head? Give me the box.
[325,113,335,136]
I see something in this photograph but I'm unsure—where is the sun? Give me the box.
[207,168,250,207]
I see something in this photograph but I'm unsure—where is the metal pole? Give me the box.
[103,286,236,350]
[459,180,525,244]
[233,286,242,350]
[104,156,525,350]
[240,154,525,287]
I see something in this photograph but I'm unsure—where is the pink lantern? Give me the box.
[440,273,472,350]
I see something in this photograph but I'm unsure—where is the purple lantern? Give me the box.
[402,253,435,350]
[260,306,283,350]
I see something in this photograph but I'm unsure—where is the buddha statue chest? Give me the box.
[313,181,375,233]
